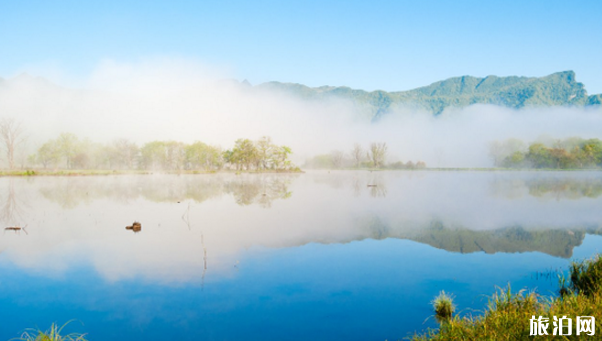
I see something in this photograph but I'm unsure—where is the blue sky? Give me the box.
[1,0,601,93]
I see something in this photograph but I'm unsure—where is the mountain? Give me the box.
[257,71,602,120]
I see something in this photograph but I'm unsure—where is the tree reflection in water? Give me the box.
[0,179,28,228]
[490,175,602,200]
[37,174,299,209]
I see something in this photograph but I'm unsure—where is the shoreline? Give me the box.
[0,169,305,177]
[1,167,601,177]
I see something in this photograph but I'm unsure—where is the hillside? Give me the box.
[258,71,602,120]
[2,71,600,123]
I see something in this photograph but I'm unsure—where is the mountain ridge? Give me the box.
[257,71,601,119]
[1,71,600,120]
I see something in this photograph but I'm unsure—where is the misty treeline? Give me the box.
[489,137,602,169]
[306,142,426,169]
[22,133,297,171]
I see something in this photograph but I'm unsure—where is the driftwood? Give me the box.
[125,221,142,232]
[367,184,378,187]
[5,225,28,234]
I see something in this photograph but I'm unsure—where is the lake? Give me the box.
[1,171,601,340]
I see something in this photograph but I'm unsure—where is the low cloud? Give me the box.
[1,58,601,167]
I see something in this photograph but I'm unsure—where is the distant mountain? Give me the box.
[258,71,602,120]
[2,71,600,122]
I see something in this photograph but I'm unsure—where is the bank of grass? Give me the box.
[0,169,150,177]
[0,168,303,177]
[412,255,602,340]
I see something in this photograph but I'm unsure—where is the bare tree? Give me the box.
[368,142,388,168]
[351,143,363,168]
[0,118,26,169]
[330,150,345,169]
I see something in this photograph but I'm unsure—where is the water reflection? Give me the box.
[490,174,602,200]
[37,174,298,208]
[0,171,601,283]
[0,179,28,226]
[390,220,600,258]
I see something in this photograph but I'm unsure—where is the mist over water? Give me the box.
[1,59,601,167]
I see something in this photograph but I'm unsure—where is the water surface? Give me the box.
[1,171,601,340]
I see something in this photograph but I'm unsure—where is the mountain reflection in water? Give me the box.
[0,171,602,340]
[0,171,600,283]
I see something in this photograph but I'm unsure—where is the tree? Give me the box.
[503,151,526,167]
[350,143,363,168]
[488,138,526,167]
[526,143,552,168]
[36,140,61,169]
[255,136,276,170]
[0,118,26,169]
[164,141,186,170]
[368,142,387,168]
[140,141,167,170]
[330,150,344,169]
[230,139,258,170]
[274,146,292,170]
[112,139,139,169]
[580,139,602,167]
[56,133,80,169]
[186,141,222,170]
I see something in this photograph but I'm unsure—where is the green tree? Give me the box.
[56,133,80,169]
[368,142,387,168]
[140,141,167,170]
[185,141,222,170]
[255,136,276,170]
[274,146,292,170]
[230,139,258,170]
[489,138,526,167]
[526,143,552,168]
[580,138,602,167]
[36,140,61,169]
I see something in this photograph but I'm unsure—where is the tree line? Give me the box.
[489,137,602,169]
[26,133,296,171]
[306,142,426,169]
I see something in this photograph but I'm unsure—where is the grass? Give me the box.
[13,321,87,341]
[0,169,149,177]
[432,291,455,323]
[412,255,602,340]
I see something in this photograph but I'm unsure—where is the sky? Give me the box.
[1,0,601,93]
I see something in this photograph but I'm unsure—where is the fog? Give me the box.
[1,58,601,167]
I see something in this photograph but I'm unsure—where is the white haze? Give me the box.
[1,58,601,167]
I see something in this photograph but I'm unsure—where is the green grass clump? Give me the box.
[14,321,87,341]
[561,254,602,297]
[413,255,602,340]
[432,291,455,323]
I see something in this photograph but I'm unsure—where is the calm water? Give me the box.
[1,171,601,340]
